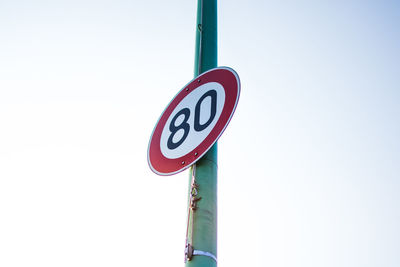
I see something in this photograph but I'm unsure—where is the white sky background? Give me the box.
[0,0,399,266]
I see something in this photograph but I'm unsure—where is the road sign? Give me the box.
[148,67,240,176]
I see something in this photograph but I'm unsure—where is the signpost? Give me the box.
[186,2,219,265]
[147,0,238,266]
[147,67,240,176]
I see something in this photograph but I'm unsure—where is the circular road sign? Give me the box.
[148,67,240,176]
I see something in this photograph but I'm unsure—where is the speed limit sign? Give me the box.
[147,67,240,176]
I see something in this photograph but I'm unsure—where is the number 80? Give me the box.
[167,89,217,150]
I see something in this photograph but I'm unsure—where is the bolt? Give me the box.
[197,79,201,83]
[194,152,198,156]
[181,161,185,165]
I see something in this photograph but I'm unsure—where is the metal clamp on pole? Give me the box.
[185,243,194,262]
[193,249,218,263]
[185,243,217,263]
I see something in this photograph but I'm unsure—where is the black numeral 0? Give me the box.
[167,89,218,150]
[194,90,217,132]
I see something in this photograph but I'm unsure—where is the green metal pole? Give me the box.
[185,0,217,266]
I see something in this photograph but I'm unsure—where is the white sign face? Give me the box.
[148,67,240,176]
[160,82,225,159]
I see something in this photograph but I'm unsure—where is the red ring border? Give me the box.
[147,67,240,176]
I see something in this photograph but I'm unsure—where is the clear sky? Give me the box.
[1,1,399,266]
